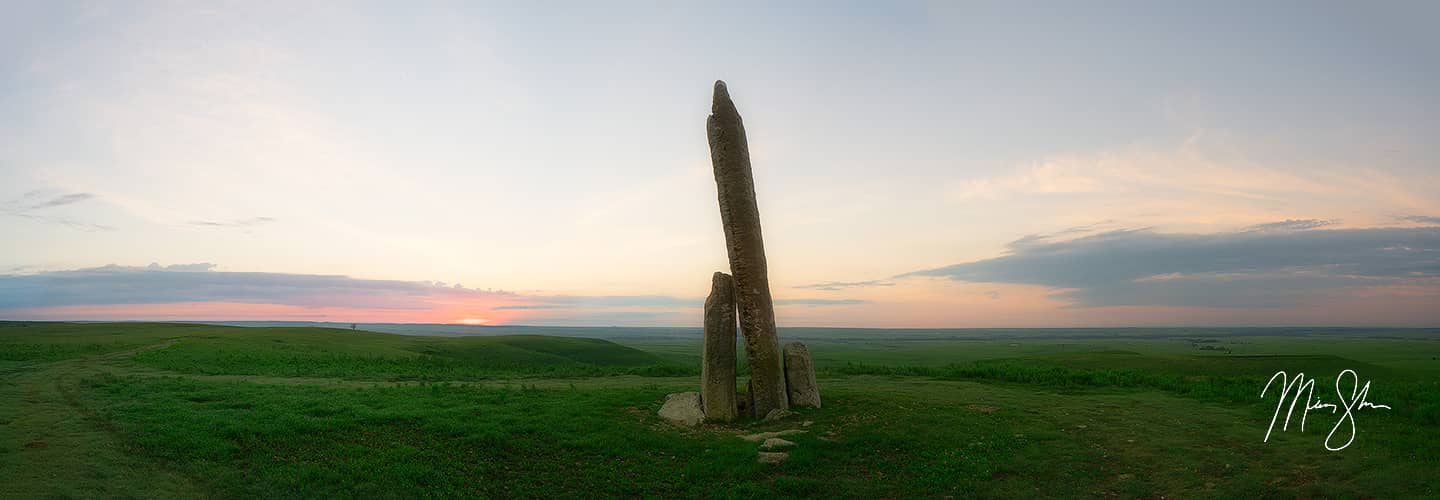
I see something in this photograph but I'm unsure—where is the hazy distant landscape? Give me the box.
[4,321,1437,497]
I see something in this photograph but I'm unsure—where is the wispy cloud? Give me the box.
[947,134,1347,203]
[0,263,516,310]
[903,224,1440,308]
[187,217,276,228]
[527,295,699,308]
[0,264,727,324]
[792,280,895,291]
[26,193,95,209]
[492,305,573,310]
[1398,215,1440,225]
[1,191,112,231]
[943,133,1440,230]
[1242,219,1339,232]
[775,298,870,306]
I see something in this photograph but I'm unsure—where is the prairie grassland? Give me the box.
[1,322,1437,497]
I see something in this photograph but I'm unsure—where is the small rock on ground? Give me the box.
[760,438,795,450]
[657,392,705,427]
[757,452,789,464]
[739,429,807,442]
[763,409,797,421]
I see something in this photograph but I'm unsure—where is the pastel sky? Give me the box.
[3,1,1438,327]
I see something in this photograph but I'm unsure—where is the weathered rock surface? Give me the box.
[757,451,789,464]
[760,438,795,450]
[657,392,705,427]
[738,429,807,442]
[701,272,738,421]
[707,80,787,416]
[782,341,821,408]
[743,379,755,418]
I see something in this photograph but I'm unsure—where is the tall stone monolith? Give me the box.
[783,341,820,408]
[701,272,738,421]
[707,80,788,415]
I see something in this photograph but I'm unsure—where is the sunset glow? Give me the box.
[2,2,1436,326]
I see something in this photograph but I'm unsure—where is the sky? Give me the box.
[2,1,1438,327]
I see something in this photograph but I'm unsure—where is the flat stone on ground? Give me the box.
[738,429,806,442]
[760,438,795,450]
[757,451,789,464]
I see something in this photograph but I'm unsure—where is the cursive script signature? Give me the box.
[1260,369,1391,451]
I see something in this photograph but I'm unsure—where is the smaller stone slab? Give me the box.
[783,342,821,408]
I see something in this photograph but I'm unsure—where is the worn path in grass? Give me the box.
[0,341,204,498]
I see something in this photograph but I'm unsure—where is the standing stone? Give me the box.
[783,342,820,408]
[707,80,788,415]
[701,272,738,421]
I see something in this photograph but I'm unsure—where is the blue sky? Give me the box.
[2,1,1437,326]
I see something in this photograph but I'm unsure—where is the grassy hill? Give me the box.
[2,321,1437,497]
[1,322,686,381]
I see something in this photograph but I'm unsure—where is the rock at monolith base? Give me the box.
[707,80,788,416]
[701,272,738,421]
[657,392,705,427]
[783,342,821,408]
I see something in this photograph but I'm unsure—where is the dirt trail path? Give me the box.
[0,341,206,498]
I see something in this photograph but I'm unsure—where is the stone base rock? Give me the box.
[657,392,705,427]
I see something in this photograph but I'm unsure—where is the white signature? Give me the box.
[1260,369,1391,451]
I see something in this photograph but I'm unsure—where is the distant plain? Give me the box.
[2,321,1437,497]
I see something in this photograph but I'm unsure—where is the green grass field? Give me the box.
[2,321,1437,497]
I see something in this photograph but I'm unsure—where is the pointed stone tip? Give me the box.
[711,80,734,115]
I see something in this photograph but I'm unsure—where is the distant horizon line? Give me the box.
[3,319,1435,330]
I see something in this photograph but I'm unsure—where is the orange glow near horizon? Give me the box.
[1,301,529,325]
[3,276,1436,327]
